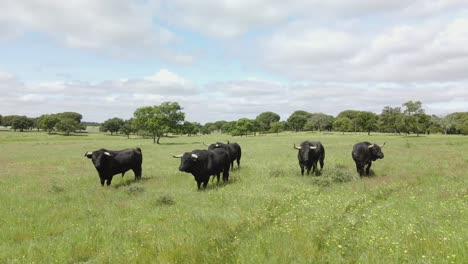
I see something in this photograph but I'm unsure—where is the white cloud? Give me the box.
[0,0,192,63]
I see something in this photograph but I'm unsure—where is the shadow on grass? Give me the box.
[113,176,151,189]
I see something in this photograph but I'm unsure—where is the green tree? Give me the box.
[38,114,60,134]
[56,112,82,123]
[333,117,353,134]
[182,121,201,136]
[287,111,310,132]
[337,110,360,132]
[356,111,378,135]
[231,118,254,136]
[120,119,136,139]
[379,106,403,134]
[303,120,316,131]
[310,113,335,132]
[11,116,33,132]
[402,101,428,136]
[55,118,79,135]
[133,102,185,144]
[256,111,280,133]
[101,117,124,135]
[269,121,285,134]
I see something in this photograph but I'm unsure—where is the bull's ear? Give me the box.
[84,152,93,159]
[368,144,375,149]
[104,152,111,156]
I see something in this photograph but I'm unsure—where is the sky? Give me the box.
[0,0,467,123]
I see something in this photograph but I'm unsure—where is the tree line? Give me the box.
[1,100,467,142]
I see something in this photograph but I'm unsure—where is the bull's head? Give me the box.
[368,143,385,159]
[173,153,198,172]
[84,150,111,169]
[293,144,317,150]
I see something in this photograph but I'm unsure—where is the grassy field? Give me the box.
[0,130,466,263]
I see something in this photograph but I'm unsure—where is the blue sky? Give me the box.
[1,0,467,123]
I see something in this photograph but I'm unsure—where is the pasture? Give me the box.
[0,130,466,263]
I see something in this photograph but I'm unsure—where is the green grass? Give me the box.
[0,131,466,263]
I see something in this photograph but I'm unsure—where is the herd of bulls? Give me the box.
[84,140,385,190]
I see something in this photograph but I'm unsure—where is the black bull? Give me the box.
[294,141,325,176]
[173,148,230,190]
[204,141,242,169]
[84,147,142,186]
[352,142,385,176]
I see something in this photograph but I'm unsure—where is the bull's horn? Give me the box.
[368,144,374,148]
[226,140,230,144]
[309,146,317,149]
[293,144,301,150]
[202,142,209,146]
[84,151,93,157]
[215,144,219,147]
[172,154,183,158]
[104,152,111,156]
[380,142,386,148]
[191,153,198,159]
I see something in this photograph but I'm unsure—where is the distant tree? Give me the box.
[287,111,310,132]
[11,116,33,132]
[0,115,2,126]
[231,118,254,136]
[428,115,444,134]
[403,101,424,115]
[256,111,280,133]
[56,112,82,123]
[444,112,468,134]
[303,120,316,131]
[133,102,185,144]
[2,115,21,127]
[38,114,60,134]
[214,121,228,133]
[310,113,335,132]
[101,117,124,135]
[402,101,428,136]
[356,111,378,135]
[269,121,285,134]
[120,119,136,139]
[379,106,403,134]
[222,121,237,134]
[333,117,353,134]
[182,121,201,136]
[55,118,79,135]
[337,110,360,132]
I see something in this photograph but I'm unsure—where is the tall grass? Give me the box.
[0,131,466,263]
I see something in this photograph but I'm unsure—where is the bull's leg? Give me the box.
[306,164,312,175]
[236,158,240,169]
[133,167,142,181]
[319,155,325,170]
[197,181,202,190]
[356,163,364,176]
[106,178,112,186]
[223,169,229,182]
[299,162,305,176]
[231,161,234,170]
[202,180,209,190]
[215,173,221,184]
[121,172,125,178]
[313,162,320,176]
[100,178,105,186]
[365,162,372,176]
